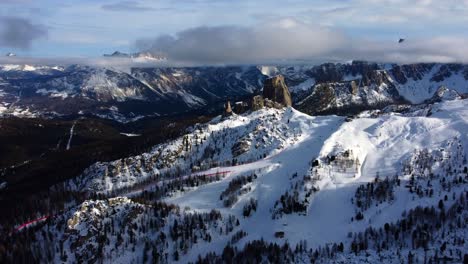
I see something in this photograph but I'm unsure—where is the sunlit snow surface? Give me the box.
[162,99,468,262]
[44,98,468,263]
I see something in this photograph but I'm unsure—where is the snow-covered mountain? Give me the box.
[67,107,304,193]
[0,61,467,121]
[0,65,265,121]
[284,61,468,115]
[9,91,465,263]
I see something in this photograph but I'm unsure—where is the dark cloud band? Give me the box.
[135,18,468,65]
[0,16,47,49]
[136,19,346,64]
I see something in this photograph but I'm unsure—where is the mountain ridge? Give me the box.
[0,61,467,122]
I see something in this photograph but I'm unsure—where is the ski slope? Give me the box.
[164,99,468,262]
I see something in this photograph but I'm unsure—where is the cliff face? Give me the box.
[262,75,292,107]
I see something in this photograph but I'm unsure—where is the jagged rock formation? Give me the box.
[223,101,233,116]
[242,75,293,113]
[250,95,265,111]
[297,84,336,115]
[262,75,292,107]
[275,61,468,115]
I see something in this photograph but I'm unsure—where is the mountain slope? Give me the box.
[6,94,463,263]
[67,107,311,194]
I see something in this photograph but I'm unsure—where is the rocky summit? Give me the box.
[262,75,292,107]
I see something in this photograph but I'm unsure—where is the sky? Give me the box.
[0,0,468,65]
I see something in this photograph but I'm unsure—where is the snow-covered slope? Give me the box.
[390,64,468,104]
[67,107,308,193]
[25,197,240,263]
[30,65,154,102]
[165,98,467,263]
[284,62,468,115]
[13,96,468,263]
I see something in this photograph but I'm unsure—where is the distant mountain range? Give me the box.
[103,50,167,61]
[0,61,467,121]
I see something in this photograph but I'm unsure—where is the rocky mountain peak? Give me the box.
[263,75,292,107]
[103,51,130,57]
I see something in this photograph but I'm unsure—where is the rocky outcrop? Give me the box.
[350,81,359,95]
[426,86,461,103]
[223,101,233,116]
[389,64,434,84]
[239,75,292,113]
[262,75,292,107]
[250,95,265,111]
[231,140,251,157]
[297,84,336,115]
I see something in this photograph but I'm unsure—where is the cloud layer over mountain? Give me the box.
[136,18,468,65]
[136,19,346,64]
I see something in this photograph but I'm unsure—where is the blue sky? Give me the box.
[1,0,468,64]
